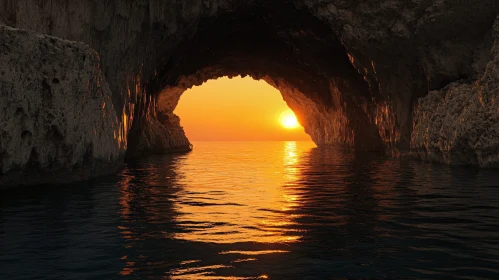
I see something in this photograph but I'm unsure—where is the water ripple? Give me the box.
[1,141,499,279]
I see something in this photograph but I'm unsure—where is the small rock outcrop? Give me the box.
[0,25,124,188]
[125,111,191,158]
[411,17,499,167]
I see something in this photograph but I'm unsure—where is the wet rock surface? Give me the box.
[0,25,123,188]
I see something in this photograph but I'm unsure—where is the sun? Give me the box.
[279,110,300,129]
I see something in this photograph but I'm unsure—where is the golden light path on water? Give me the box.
[3,140,497,279]
[117,141,317,279]
[2,139,499,278]
[171,141,308,244]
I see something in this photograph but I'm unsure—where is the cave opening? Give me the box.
[173,75,311,142]
[125,2,385,159]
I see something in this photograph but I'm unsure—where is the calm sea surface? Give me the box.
[1,141,499,279]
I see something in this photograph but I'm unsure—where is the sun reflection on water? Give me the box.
[169,141,309,244]
[116,141,316,277]
[3,141,499,279]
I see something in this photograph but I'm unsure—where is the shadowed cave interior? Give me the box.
[125,3,386,159]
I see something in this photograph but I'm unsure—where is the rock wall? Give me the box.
[411,16,499,167]
[0,25,124,188]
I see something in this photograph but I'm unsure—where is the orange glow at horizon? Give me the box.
[279,110,300,129]
[174,76,311,141]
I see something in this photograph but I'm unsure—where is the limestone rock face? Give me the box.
[0,25,124,188]
[411,17,499,167]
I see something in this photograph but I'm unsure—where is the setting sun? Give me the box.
[174,76,311,141]
[280,110,300,129]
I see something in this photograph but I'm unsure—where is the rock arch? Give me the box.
[1,0,499,187]
[129,3,385,157]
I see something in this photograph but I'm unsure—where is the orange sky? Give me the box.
[174,76,311,141]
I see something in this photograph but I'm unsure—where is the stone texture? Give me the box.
[411,16,499,167]
[0,25,124,188]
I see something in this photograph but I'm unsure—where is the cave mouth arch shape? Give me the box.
[172,76,312,142]
[124,3,387,158]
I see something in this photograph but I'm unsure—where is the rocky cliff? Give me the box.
[1,1,499,187]
[0,25,124,187]
[411,16,499,167]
